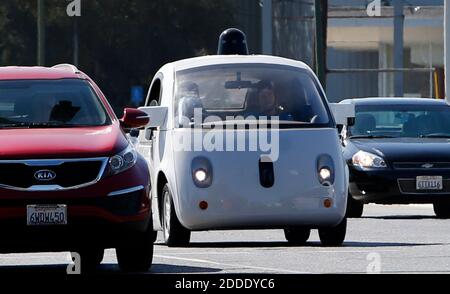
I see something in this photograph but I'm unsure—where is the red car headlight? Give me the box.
[106,144,137,176]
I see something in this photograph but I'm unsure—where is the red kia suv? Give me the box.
[0,64,154,272]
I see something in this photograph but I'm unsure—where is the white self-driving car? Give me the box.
[136,54,353,247]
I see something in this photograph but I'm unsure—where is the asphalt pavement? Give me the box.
[0,204,449,274]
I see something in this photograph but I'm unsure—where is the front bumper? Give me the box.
[349,166,450,204]
[0,161,152,252]
[175,182,347,231]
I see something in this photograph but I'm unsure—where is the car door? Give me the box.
[138,74,164,229]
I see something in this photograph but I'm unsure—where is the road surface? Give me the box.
[0,204,449,274]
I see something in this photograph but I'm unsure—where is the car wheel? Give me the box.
[76,247,104,273]
[346,193,364,218]
[284,227,311,245]
[116,227,156,272]
[319,218,347,247]
[433,201,450,219]
[162,183,191,247]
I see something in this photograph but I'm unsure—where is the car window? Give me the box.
[0,79,111,128]
[146,78,162,106]
[349,104,450,138]
[174,64,332,128]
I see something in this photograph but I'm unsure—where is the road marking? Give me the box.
[154,251,256,255]
[290,249,400,253]
[154,254,309,274]
[367,204,432,208]
[154,249,401,255]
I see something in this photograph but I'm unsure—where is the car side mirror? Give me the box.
[329,102,355,127]
[120,108,150,129]
[337,124,350,147]
[138,106,168,130]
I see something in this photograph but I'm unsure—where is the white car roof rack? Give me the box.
[52,63,81,74]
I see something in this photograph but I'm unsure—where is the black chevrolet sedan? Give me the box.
[341,98,450,218]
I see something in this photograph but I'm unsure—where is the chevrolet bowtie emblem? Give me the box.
[421,163,434,169]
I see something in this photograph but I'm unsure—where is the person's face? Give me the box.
[259,88,276,109]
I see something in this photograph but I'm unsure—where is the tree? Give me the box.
[0,0,236,113]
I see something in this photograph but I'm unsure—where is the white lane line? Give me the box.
[154,254,309,274]
[154,249,401,255]
[299,249,401,253]
[367,204,433,208]
[0,254,69,260]
[154,251,255,255]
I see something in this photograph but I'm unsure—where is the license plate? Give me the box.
[416,176,443,191]
[27,205,67,226]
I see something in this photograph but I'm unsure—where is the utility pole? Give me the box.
[37,0,46,66]
[73,17,79,67]
[315,0,328,89]
[445,0,450,103]
[393,0,404,97]
[262,0,273,55]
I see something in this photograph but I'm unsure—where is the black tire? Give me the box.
[116,227,156,272]
[76,247,104,273]
[319,218,347,247]
[434,201,450,219]
[284,227,311,245]
[162,184,191,247]
[346,193,364,218]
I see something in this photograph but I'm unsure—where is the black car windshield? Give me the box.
[0,79,111,128]
[349,103,450,138]
[174,64,332,128]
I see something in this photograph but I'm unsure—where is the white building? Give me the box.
[327,0,444,101]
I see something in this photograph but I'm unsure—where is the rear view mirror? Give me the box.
[224,80,253,89]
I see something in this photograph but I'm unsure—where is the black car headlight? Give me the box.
[106,144,137,176]
[352,150,387,169]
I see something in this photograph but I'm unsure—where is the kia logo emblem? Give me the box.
[34,170,56,181]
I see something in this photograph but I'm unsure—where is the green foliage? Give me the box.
[0,0,236,113]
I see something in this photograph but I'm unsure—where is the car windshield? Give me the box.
[174,64,331,128]
[349,103,450,139]
[0,79,111,128]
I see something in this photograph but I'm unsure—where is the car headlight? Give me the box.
[192,157,213,188]
[106,144,138,176]
[194,169,208,182]
[319,168,332,181]
[352,150,386,168]
[317,154,335,185]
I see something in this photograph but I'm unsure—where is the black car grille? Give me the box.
[394,162,450,170]
[398,179,450,194]
[0,159,106,190]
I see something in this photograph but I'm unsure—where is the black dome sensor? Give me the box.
[217,28,249,55]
